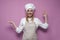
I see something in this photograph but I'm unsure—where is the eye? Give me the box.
[27,10,29,12]
[31,10,33,11]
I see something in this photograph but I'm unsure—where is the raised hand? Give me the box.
[8,20,14,24]
[43,10,48,23]
[43,10,48,17]
[8,20,17,29]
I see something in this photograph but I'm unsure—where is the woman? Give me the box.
[8,3,48,40]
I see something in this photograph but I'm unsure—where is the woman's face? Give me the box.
[26,8,34,17]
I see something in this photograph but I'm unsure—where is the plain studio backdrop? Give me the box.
[0,0,60,40]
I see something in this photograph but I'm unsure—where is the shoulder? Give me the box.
[19,17,26,25]
[21,17,26,21]
[20,17,26,23]
[34,17,40,21]
[34,17,42,23]
[21,17,40,21]
[34,17,40,23]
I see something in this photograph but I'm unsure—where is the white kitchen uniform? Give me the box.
[16,17,48,40]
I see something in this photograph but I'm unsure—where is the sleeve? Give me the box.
[37,18,48,29]
[15,18,24,33]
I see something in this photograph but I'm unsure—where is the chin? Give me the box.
[28,16,32,17]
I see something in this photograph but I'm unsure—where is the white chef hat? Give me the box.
[25,3,35,11]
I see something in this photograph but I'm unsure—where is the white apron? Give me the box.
[22,21,38,40]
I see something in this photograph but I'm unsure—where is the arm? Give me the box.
[43,10,48,23]
[8,18,24,33]
[8,21,17,29]
[38,18,48,29]
[38,10,48,29]
[16,19,24,33]
[16,25,24,33]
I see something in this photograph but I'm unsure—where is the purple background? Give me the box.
[0,0,60,40]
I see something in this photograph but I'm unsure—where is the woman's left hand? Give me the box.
[43,10,48,17]
[43,10,48,23]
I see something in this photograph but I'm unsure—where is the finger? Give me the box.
[8,21,11,23]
